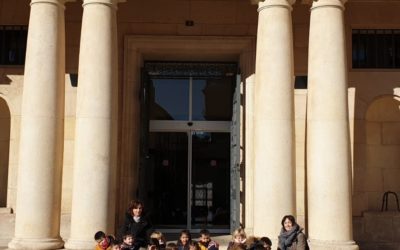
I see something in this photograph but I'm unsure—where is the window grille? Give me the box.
[352,29,400,69]
[0,25,27,66]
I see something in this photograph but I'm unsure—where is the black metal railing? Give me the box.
[381,191,400,212]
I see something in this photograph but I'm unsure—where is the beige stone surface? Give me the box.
[383,169,400,191]
[1,0,400,249]
[61,139,74,214]
[66,1,119,249]
[296,190,305,216]
[357,167,383,192]
[353,167,363,193]
[0,98,10,207]
[307,0,357,248]
[366,97,400,122]
[64,117,75,140]
[382,122,400,145]
[294,90,307,120]
[367,192,382,211]
[0,213,14,246]
[353,143,366,170]
[295,142,305,169]
[244,73,255,234]
[364,212,397,242]
[365,122,381,145]
[0,74,23,210]
[352,192,368,216]
[8,1,65,249]
[253,0,295,238]
[353,120,366,144]
[366,145,400,169]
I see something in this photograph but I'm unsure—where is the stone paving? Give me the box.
[0,235,232,250]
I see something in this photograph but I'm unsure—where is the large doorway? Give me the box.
[138,62,240,232]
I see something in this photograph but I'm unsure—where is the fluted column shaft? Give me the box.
[8,0,65,249]
[65,0,119,249]
[307,0,358,249]
[253,0,296,239]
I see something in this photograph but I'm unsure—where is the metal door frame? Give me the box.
[149,76,231,232]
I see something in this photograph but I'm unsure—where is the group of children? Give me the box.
[94,228,272,250]
[94,230,164,250]
[226,228,271,250]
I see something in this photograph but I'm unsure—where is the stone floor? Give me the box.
[0,235,233,250]
[166,234,231,249]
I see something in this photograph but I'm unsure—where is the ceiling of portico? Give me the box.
[250,0,400,4]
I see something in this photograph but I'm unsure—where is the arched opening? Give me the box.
[364,95,400,211]
[0,97,11,207]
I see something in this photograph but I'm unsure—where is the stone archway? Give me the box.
[0,97,11,207]
[364,95,400,211]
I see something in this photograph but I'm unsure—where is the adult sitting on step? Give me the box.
[118,200,153,250]
[277,215,306,250]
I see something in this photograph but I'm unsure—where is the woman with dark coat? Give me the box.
[118,200,153,249]
[277,215,306,250]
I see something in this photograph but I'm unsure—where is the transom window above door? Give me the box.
[144,62,238,121]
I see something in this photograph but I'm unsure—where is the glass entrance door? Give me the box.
[147,132,188,228]
[146,131,230,231]
[191,132,230,229]
[139,62,238,232]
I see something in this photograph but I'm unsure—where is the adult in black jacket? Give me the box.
[119,200,153,249]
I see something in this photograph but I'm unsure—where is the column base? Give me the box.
[8,237,64,250]
[308,239,359,250]
[64,238,95,250]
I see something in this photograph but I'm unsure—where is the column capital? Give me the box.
[311,0,347,10]
[30,0,67,7]
[251,0,295,4]
[258,0,295,12]
[82,0,125,10]
[82,0,125,6]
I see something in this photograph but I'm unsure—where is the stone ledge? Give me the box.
[354,211,400,246]
[0,213,14,247]
[0,208,12,214]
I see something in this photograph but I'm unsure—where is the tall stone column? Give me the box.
[253,0,296,240]
[8,0,66,249]
[64,0,120,249]
[307,0,358,249]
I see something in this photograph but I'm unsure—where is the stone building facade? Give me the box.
[0,0,399,249]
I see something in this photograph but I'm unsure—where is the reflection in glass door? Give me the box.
[146,132,188,228]
[146,131,230,230]
[191,132,230,229]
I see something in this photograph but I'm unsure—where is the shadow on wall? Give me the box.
[353,95,400,249]
[363,95,400,212]
[0,97,10,207]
